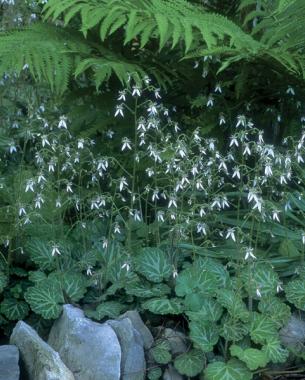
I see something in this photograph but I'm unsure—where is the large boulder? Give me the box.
[48,304,121,380]
[0,345,20,380]
[107,318,146,380]
[118,310,154,350]
[10,321,74,380]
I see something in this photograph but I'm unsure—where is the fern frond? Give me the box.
[43,0,259,53]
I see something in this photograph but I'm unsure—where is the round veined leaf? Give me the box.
[24,280,63,319]
[142,297,183,315]
[204,359,253,380]
[220,316,248,342]
[217,289,249,322]
[185,297,223,322]
[126,278,171,298]
[241,263,279,298]
[262,338,289,364]
[249,312,278,345]
[147,367,162,380]
[189,320,219,352]
[95,301,126,319]
[134,247,172,283]
[258,297,291,328]
[285,278,305,310]
[150,340,172,364]
[26,239,56,271]
[175,266,218,297]
[28,271,47,284]
[174,349,204,377]
[0,298,29,320]
[230,345,269,371]
[195,257,230,287]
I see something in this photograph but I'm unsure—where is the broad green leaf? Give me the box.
[249,313,278,344]
[28,270,47,284]
[196,258,230,287]
[174,349,204,377]
[241,263,279,298]
[135,247,171,283]
[220,317,248,342]
[205,359,252,380]
[26,239,56,271]
[95,301,125,319]
[279,239,300,258]
[126,279,171,298]
[142,298,183,315]
[185,297,223,322]
[175,266,218,297]
[0,298,29,320]
[147,367,162,380]
[262,338,289,363]
[49,271,87,302]
[230,345,268,370]
[258,297,291,327]
[189,320,219,352]
[217,290,249,322]
[150,340,172,364]
[24,280,63,319]
[285,278,305,310]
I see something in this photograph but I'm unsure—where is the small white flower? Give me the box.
[115,104,124,117]
[86,266,93,276]
[51,244,61,256]
[106,129,114,138]
[243,143,251,156]
[277,283,283,293]
[214,83,222,93]
[206,95,214,107]
[219,113,226,125]
[121,137,132,151]
[232,167,241,179]
[66,182,73,193]
[121,262,130,271]
[35,194,44,209]
[58,115,68,129]
[264,162,273,177]
[225,228,236,242]
[48,160,55,172]
[41,135,50,147]
[119,177,128,192]
[117,90,126,101]
[147,102,158,116]
[132,85,141,97]
[37,172,46,184]
[9,143,17,154]
[280,175,287,185]
[302,231,305,245]
[168,196,177,208]
[157,211,165,222]
[19,206,26,216]
[236,115,246,128]
[197,222,207,235]
[244,247,256,260]
[114,223,121,234]
[286,86,295,95]
[258,131,264,144]
[172,268,178,278]
[25,179,35,192]
[154,88,161,99]
[56,198,62,208]
[272,210,280,222]
[256,288,262,298]
[102,238,108,249]
[24,217,31,225]
[78,139,85,149]
[229,136,239,147]
[152,189,159,202]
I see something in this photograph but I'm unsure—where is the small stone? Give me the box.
[280,315,305,353]
[163,365,184,380]
[118,310,154,349]
[162,328,188,355]
[107,318,146,380]
[48,304,121,380]
[0,345,20,380]
[10,321,74,380]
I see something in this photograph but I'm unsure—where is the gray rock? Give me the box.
[48,304,121,380]
[163,328,188,355]
[163,365,184,380]
[107,318,146,380]
[0,345,20,380]
[10,321,74,380]
[118,310,153,349]
[280,315,305,353]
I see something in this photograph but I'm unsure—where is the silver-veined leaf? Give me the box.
[205,359,252,380]
[174,349,204,377]
[189,320,219,352]
[0,298,29,320]
[142,298,183,315]
[230,345,268,371]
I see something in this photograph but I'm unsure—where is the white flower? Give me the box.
[214,83,222,93]
[244,247,256,260]
[302,231,305,245]
[78,139,85,149]
[66,182,73,193]
[115,104,124,117]
[132,85,141,97]
[277,283,283,293]
[199,208,205,217]
[121,137,132,151]
[119,177,128,191]
[56,198,61,208]
[243,143,251,156]
[219,114,226,125]
[152,189,159,202]
[86,266,93,276]
[280,175,287,185]
[206,95,214,107]
[24,217,31,225]
[286,86,295,95]
[229,136,239,147]
[272,210,280,222]
[232,167,241,179]
[121,262,130,271]
[48,160,55,172]
[236,115,246,128]
[35,194,44,209]
[172,268,178,279]
[25,179,35,192]
[197,222,207,235]
[114,223,121,234]
[132,209,142,222]
[51,244,61,256]
[19,206,26,216]
[9,143,17,154]
[147,102,158,116]
[58,115,68,129]
[146,168,154,177]
[102,238,108,249]
[117,90,126,101]
[41,135,50,147]
[154,88,161,99]
[196,179,204,191]
[168,196,177,208]
[225,228,236,242]
[137,119,146,131]
[193,60,199,68]
[256,288,262,298]
[157,211,165,222]
[106,129,114,138]
[258,131,264,144]
[264,162,273,177]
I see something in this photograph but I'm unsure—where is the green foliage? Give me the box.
[204,359,253,380]
[150,340,172,365]
[230,345,268,371]
[174,349,204,377]
[285,278,305,310]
